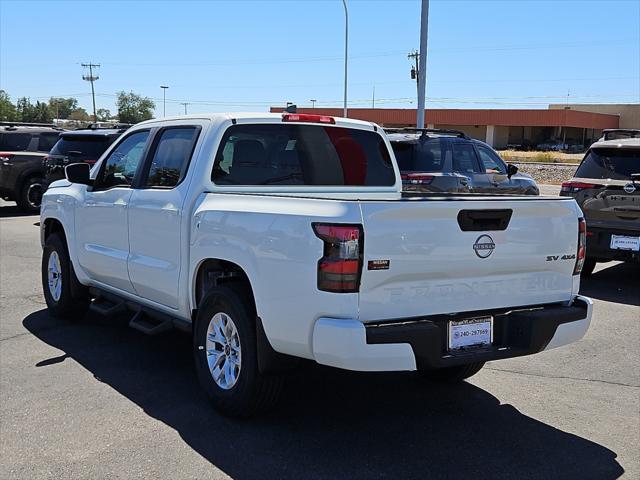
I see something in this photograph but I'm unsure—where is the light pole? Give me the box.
[416,0,429,128]
[160,85,169,117]
[310,99,317,109]
[342,0,348,118]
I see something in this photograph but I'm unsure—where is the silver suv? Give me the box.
[560,129,640,275]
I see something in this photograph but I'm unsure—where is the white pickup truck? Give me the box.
[40,113,592,416]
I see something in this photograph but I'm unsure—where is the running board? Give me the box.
[128,310,173,335]
[89,297,127,316]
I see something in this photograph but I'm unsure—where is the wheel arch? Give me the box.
[15,166,44,197]
[192,258,257,315]
[191,257,299,374]
[42,217,67,245]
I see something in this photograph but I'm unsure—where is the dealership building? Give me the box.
[271,103,639,150]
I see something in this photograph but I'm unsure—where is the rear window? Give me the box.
[38,132,61,152]
[212,124,395,186]
[575,148,640,180]
[50,136,114,161]
[0,132,32,151]
[392,139,444,172]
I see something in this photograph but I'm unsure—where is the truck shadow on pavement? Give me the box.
[24,310,624,480]
[0,204,37,218]
[580,262,640,307]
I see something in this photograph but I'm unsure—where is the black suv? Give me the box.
[387,128,539,195]
[44,126,130,187]
[0,122,63,212]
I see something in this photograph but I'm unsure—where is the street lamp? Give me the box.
[342,0,348,118]
[310,99,317,109]
[160,85,169,117]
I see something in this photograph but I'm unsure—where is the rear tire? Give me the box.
[41,233,89,318]
[193,285,283,417]
[580,258,597,277]
[420,362,485,383]
[16,176,43,213]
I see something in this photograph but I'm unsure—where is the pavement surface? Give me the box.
[1,194,638,480]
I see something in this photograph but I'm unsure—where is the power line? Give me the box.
[92,38,634,67]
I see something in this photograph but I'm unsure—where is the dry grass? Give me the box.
[499,150,583,164]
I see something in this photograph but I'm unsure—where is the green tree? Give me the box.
[0,90,18,121]
[15,97,35,121]
[116,91,155,124]
[14,98,51,123]
[96,108,112,121]
[68,108,90,121]
[48,97,79,119]
[32,101,52,123]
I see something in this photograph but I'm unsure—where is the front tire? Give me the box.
[41,233,89,318]
[420,362,485,383]
[16,176,43,213]
[193,285,283,417]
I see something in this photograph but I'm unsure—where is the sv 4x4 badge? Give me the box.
[546,254,576,261]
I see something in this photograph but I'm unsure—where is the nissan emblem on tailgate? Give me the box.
[473,235,495,258]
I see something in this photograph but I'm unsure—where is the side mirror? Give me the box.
[65,162,92,185]
[507,163,518,178]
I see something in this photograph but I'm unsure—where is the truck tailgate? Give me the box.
[358,197,580,321]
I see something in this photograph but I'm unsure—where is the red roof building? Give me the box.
[270,106,629,150]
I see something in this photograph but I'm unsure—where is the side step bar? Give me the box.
[88,287,191,335]
[129,310,173,335]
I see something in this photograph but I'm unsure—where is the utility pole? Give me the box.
[160,85,169,117]
[416,0,429,128]
[180,102,189,115]
[372,85,376,109]
[81,62,100,122]
[310,99,317,109]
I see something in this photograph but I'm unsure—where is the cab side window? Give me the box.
[477,145,507,174]
[452,143,482,174]
[95,131,150,189]
[144,127,199,188]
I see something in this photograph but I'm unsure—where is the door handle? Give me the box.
[113,199,128,207]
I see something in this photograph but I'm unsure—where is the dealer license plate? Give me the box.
[448,316,493,351]
[610,235,640,251]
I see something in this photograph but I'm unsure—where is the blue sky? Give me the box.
[1,0,638,117]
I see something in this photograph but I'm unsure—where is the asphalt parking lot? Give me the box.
[0,197,638,480]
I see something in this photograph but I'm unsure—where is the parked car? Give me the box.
[0,122,62,212]
[536,141,583,153]
[560,129,640,275]
[44,126,129,187]
[41,112,592,417]
[386,128,539,195]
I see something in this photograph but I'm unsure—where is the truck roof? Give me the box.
[134,112,379,130]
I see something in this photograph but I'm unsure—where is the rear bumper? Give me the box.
[586,227,640,262]
[311,296,593,372]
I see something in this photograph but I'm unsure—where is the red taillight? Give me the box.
[574,217,587,275]
[401,173,434,185]
[282,113,336,124]
[313,223,363,293]
[561,181,602,194]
